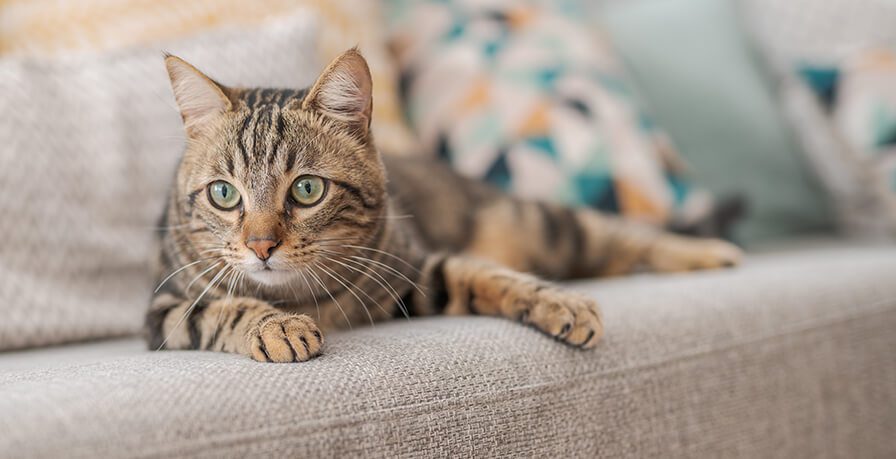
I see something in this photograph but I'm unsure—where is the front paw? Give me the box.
[248,313,323,363]
[516,287,604,349]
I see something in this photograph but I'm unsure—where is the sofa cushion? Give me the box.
[1,243,894,457]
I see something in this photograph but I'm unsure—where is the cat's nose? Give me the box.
[246,237,280,261]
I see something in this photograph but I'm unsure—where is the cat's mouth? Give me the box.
[246,267,296,286]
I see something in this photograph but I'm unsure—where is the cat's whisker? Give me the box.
[343,252,427,297]
[306,263,352,330]
[340,244,423,275]
[316,259,385,325]
[284,275,303,311]
[317,248,409,317]
[156,263,231,351]
[154,257,217,293]
[293,266,322,323]
[209,268,240,349]
[319,251,410,320]
[314,236,362,245]
[185,261,224,294]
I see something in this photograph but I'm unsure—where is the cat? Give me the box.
[146,48,742,362]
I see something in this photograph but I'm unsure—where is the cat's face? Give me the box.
[166,50,385,287]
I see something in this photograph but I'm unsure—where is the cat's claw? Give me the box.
[249,313,323,363]
[518,288,603,349]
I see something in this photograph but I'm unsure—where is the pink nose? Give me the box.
[246,237,280,261]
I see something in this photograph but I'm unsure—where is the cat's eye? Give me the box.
[290,175,327,206]
[208,180,241,210]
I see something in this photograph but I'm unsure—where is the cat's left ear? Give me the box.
[164,54,232,138]
[302,48,373,139]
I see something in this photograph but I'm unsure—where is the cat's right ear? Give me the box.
[164,54,232,138]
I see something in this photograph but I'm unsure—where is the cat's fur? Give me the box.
[147,49,742,362]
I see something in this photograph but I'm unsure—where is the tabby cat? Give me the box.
[147,49,742,362]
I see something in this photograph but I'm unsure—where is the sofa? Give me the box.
[2,240,895,457]
[2,0,896,457]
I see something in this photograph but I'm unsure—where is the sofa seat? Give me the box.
[1,242,895,458]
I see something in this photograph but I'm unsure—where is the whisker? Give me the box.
[322,253,410,320]
[208,268,238,349]
[315,260,380,326]
[293,267,322,323]
[344,253,427,297]
[340,244,423,275]
[156,264,231,351]
[322,249,410,319]
[306,264,352,329]
[154,257,216,293]
[185,262,224,294]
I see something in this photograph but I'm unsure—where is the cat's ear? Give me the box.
[302,48,373,139]
[164,54,232,138]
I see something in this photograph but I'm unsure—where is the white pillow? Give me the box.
[0,13,320,350]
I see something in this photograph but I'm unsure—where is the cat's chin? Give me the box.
[246,269,298,287]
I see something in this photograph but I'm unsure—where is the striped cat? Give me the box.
[147,49,742,362]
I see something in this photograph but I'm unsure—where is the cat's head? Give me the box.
[165,49,386,287]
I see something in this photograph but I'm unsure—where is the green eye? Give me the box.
[208,180,241,210]
[290,175,326,206]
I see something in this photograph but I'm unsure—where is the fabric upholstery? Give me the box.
[0,13,320,351]
[599,0,836,245]
[2,243,894,457]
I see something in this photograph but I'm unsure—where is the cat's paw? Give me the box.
[516,287,603,349]
[648,237,743,273]
[248,313,323,363]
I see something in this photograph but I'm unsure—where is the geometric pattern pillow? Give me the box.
[740,0,896,237]
[385,0,718,229]
[811,49,896,227]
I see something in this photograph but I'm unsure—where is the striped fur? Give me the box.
[147,50,742,362]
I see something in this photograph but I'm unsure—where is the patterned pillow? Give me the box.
[0,0,419,156]
[385,0,722,230]
[740,0,896,237]
[0,14,320,350]
[810,50,896,223]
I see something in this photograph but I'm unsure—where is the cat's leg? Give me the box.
[145,293,323,362]
[464,198,743,279]
[414,254,603,348]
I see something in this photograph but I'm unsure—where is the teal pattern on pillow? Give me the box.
[386,0,725,231]
[800,50,896,228]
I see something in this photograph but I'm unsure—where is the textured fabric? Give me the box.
[599,0,836,245]
[1,243,894,457]
[385,0,714,227]
[740,0,896,238]
[0,0,419,156]
[0,13,320,351]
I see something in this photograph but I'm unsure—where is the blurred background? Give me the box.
[1,0,895,352]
